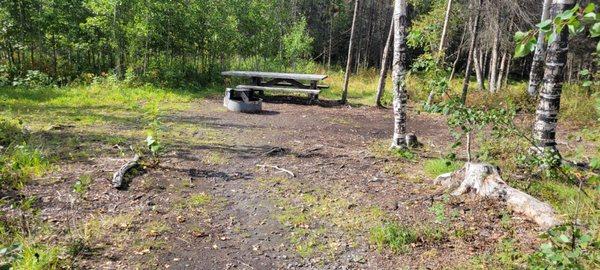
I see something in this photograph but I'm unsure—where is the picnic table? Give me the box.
[221,71,328,102]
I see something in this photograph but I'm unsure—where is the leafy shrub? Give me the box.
[283,17,314,67]
[0,65,15,86]
[528,225,599,269]
[11,70,53,88]
[0,117,24,147]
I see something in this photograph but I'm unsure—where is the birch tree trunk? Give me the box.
[496,52,507,91]
[438,0,453,56]
[473,48,485,91]
[528,0,553,97]
[328,0,334,69]
[489,21,500,93]
[449,24,467,82]
[391,0,409,149]
[534,0,575,151]
[460,0,482,104]
[375,18,394,107]
[341,0,360,104]
[503,55,512,87]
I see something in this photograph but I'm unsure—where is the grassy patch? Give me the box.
[187,193,212,208]
[0,143,51,189]
[202,152,228,165]
[370,223,418,253]
[423,158,463,178]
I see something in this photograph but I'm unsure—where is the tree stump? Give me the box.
[434,162,560,230]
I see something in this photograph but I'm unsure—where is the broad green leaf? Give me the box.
[580,69,590,76]
[597,41,600,53]
[536,19,552,32]
[567,20,584,35]
[547,32,558,44]
[514,44,527,58]
[583,3,596,14]
[514,31,529,42]
[146,135,156,146]
[583,12,597,23]
[559,234,571,243]
[591,22,600,37]
[583,80,592,87]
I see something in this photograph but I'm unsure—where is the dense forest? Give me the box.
[0,0,597,86]
[0,0,599,269]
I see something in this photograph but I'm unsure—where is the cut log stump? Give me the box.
[434,162,561,230]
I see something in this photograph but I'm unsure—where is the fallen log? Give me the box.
[434,162,561,230]
[112,155,141,188]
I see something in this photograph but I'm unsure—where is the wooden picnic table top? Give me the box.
[221,71,327,81]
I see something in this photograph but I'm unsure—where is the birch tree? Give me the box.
[460,0,482,104]
[375,18,393,108]
[533,0,576,152]
[437,0,453,57]
[527,0,552,97]
[391,0,410,149]
[341,0,360,104]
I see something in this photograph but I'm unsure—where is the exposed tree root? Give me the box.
[256,164,296,177]
[434,162,561,230]
[112,155,141,188]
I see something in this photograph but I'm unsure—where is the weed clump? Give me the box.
[370,223,418,253]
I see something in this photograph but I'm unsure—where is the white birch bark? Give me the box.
[528,0,553,96]
[534,0,576,150]
[391,0,409,148]
[341,0,360,104]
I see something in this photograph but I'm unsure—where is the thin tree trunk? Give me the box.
[375,18,394,107]
[438,0,453,56]
[489,22,500,92]
[533,0,575,152]
[504,55,512,86]
[341,0,360,104]
[528,0,553,96]
[328,0,334,69]
[52,34,58,77]
[473,48,485,91]
[496,52,507,91]
[391,0,409,148]
[449,24,468,82]
[460,0,482,104]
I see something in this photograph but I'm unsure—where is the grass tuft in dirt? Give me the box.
[423,158,463,178]
[370,223,418,254]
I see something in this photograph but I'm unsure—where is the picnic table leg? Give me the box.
[308,81,319,104]
[251,77,265,97]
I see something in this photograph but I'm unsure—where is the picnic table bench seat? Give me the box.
[235,85,321,95]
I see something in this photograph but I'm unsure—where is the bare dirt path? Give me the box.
[22,97,541,269]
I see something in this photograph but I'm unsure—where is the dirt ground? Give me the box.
[13,96,544,269]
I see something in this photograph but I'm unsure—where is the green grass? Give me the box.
[423,158,463,178]
[370,223,418,253]
[0,143,50,189]
[188,193,212,208]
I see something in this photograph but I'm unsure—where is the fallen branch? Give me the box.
[434,162,561,230]
[112,155,141,188]
[256,164,296,177]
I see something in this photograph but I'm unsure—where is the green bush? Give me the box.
[11,70,53,88]
[0,117,24,147]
